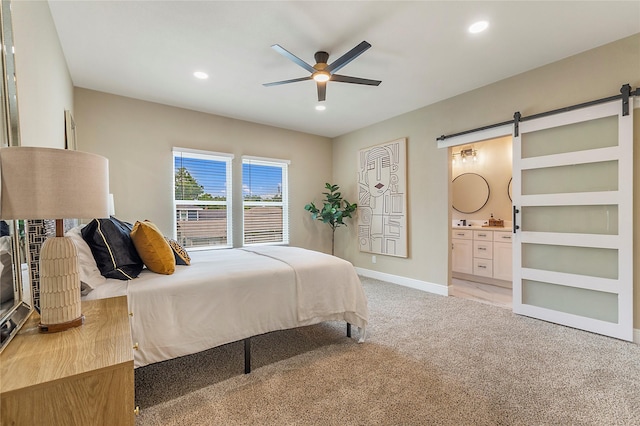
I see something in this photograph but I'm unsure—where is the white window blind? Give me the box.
[173,148,233,249]
[242,156,289,245]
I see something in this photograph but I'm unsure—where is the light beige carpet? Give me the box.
[135,277,640,425]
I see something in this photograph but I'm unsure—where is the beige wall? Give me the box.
[12,0,73,148]
[74,89,333,253]
[333,34,640,328]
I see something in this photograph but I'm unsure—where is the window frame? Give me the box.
[173,147,234,250]
[241,155,290,246]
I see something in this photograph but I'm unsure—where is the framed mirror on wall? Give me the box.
[452,172,491,214]
[0,0,33,353]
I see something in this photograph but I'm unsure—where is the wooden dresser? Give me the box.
[0,296,135,426]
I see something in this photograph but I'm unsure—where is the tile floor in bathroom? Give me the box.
[450,278,512,309]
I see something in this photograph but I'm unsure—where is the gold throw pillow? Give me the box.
[130,221,175,275]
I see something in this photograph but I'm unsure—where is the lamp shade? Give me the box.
[0,147,109,219]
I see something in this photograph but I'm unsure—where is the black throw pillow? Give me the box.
[81,217,143,280]
[0,221,9,237]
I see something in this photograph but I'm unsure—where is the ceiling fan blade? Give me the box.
[331,74,381,86]
[271,44,316,74]
[317,81,326,102]
[325,41,372,74]
[263,76,312,87]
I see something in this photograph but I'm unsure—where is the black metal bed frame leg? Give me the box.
[244,324,352,374]
[244,337,251,374]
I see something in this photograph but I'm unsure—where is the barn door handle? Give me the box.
[513,206,520,234]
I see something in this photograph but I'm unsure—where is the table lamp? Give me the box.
[0,147,109,332]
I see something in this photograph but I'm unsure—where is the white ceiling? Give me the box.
[47,1,640,138]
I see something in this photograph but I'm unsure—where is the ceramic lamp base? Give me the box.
[39,236,83,332]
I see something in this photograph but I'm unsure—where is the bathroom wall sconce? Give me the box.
[452,148,477,164]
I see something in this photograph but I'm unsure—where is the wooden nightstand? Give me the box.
[1,296,135,425]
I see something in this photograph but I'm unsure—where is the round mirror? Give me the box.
[452,173,490,213]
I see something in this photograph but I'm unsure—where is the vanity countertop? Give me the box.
[452,225,511,231]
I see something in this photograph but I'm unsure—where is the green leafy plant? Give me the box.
[304,183,357,255]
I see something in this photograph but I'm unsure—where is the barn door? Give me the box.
[512,100,633,341]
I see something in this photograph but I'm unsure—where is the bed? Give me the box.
[81,243,369,370]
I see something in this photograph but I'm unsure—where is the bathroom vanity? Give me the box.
[452,226,512,288]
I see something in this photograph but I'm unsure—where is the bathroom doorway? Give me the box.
[448,135,513,308]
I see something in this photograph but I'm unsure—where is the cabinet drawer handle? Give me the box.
[478,247,487,251]
[478,265,487,269]
[456,233,465,236]
[478,233,487,237]
[133,342,139,350]
[134,406,140,416]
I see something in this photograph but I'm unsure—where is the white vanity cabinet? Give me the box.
[452,228,512,286]
[492,231,513,281]
[451,229,473,274]
[472,230,493,277]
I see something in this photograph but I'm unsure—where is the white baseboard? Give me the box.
[355,267,448,296]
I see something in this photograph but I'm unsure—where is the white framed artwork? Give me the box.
[357,137,407,257]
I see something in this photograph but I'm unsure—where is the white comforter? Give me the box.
[84,246,368,368]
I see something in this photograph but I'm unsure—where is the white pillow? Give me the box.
[65,225,106,291]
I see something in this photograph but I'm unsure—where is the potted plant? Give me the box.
[304,183,357,255]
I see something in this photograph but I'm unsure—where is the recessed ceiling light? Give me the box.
[193,71,209,79]
[468,21,489,34]
[315,105,326,111]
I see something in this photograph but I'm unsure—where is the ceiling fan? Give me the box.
[263,41,381,102]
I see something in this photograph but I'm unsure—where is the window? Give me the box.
[173,148,233,249]
[242,156,289,245]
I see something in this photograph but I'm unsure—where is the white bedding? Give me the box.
[83,246,368,368]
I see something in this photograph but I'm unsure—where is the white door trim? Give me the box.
[436,124,512,149]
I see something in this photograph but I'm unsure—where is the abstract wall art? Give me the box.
[357,137,407,257]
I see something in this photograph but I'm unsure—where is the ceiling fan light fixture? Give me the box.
[264,41,379,101]
[313,71,330,82]
[468,20,489,34]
